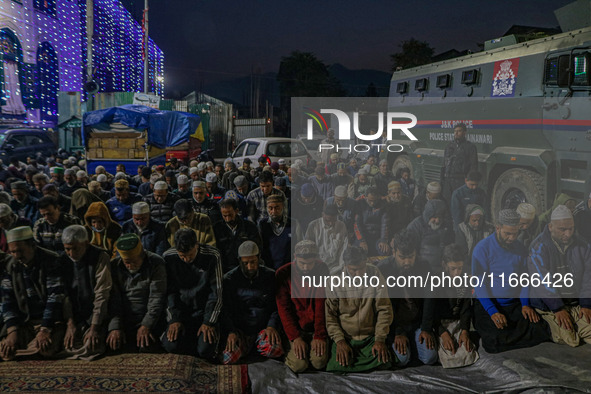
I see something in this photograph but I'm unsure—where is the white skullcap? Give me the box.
[76,170,87,178]
[334,185,347,198]
[132,202,150,215]
[150,174,160,184]
[189,167,199,175]
[177,175,189,185]
[205,172,218,183]
[427,182,441,194]
[154,181,168,191]
[115,172,126,180]
[97,174,107,182]
[516,203,536,220]
[197,162,207,171]
[278,159,286,165]
[551,205,573,221]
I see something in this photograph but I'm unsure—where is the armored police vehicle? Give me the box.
[386,1,591,214]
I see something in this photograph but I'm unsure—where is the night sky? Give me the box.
[120,0,573,97]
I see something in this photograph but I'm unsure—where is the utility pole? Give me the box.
[143,0,149,94]
[86,0,93,85]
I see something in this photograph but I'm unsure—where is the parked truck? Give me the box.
[83,104,203,174]
[385,3,591,214]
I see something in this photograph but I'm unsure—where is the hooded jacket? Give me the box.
[70,188,102,222]
[84,202,122,256]
[455,204,494,264]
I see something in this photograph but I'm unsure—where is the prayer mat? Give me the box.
[0,353,249,393]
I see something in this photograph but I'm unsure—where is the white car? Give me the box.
[230,137,311,167]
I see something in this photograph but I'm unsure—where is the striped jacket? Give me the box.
[163,245,223,326]
[33,213,82,252]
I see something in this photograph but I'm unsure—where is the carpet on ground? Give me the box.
[249,341,591,393]
[0,353,248,393]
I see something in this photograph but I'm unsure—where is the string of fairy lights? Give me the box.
[0,0,164,124]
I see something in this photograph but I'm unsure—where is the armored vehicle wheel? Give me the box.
[491,168,545,216]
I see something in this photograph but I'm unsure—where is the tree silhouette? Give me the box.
[390,38,435,71]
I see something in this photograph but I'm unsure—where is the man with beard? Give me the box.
[528,205,591,347]
[329,163,353,189]
[413,181,444,218]
[308,166,334,202]
[166,199,216,248]
[247,171,285,225]
[325,246,392,373]
[213,198,261,273]
[516,203,540,250]
[374,160,395,197]
[326,185,358,243]
[441,123,478,202]
[0,227,65,360]
[191,181,222,225]
[106,234,167,353]
[431,244,479,368]
[50,166,65,187]
[355,188,390,257]
[377,230,438,367]
[0,203,30,252]
[122,202,168,255]
[10,181,39,223]
[455,204,494,266]
[88,181,111,202]
[450,171,488,231]
[385,181,414,236]
[259,194,300,270]
[161,229,223,360]
[407,199,454,271]
[347,166,375,200]
[143,181,179,223]
[105,180,142,226]
[276,240,329,373]
[59,169,84,197]
[472,209,550,353]
[33,196,82,253]
[229,176,252,220]
[222,241,283,364]
[173,175,192,200]
[305,204,348,274]
[292,183,323,232]
[60,225,111,360]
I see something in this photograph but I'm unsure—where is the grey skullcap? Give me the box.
[334,185,347,198]
[64,169,76,176]
[233,175,248,187]
[10,181,28,191]
[357,167,369,176]
[0,203,12,217]
[96,174,107,183]
[115,172,126,180]
[76,170,87,178]
[238,240,259,257]
[274,177,286,186]
[192,180,206,189]
[154,181,168,191]
[516,203,536,220]
[197,162,207,171]
[177,175,189,185]
[132,201,150,215]
[551,205,573,221]
[189,167,199,175]
[205,172,218,183]
[278,159,286,165]
[497,209,521,226]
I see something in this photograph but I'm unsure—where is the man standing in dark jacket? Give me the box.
[121,202,168,255]
[441,123,478,202]
[213,199,261,273]
[528,205,591,347]
[162,229,223,359]
[221,241,283,364]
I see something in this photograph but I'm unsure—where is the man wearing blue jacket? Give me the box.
[528,205,591,347]
[472,209,550,353]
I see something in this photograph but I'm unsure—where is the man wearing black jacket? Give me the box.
[161,229,223,360]
[213,199,261,273]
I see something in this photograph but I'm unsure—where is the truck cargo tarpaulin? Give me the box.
[82,104,202,148]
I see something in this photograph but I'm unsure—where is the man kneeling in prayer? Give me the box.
[325,246,393,372]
